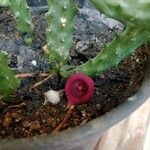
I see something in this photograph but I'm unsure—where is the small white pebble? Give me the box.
[31,60,37,66]
[128,95,136,101]
[96,104,100,107]
[100,74,105,78]
[136,58,140,63]
[44,90,60,105]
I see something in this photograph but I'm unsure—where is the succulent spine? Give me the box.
[60,0,150,78]
[0,52,20,101]
[45,0,77,68]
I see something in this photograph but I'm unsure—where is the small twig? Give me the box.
[32,73,54,89]
[81,118,89,125]
[53,105,75,134]
[15,32,22,41]
[8,102,26,109]
[15,73,50,78]
[15,73,36,78]
[43,44,49,54]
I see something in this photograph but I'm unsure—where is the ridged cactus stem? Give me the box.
[0,52,20,101]
[90,0,150,30]
[60,27,150,78]
[45,0,77,69]
[9,0,34,33]
[60,0,150,78]
[0,0,9,7]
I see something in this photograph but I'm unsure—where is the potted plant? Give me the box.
[0,0,150,149]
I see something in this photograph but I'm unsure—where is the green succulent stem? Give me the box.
[90,0,150,30]
[59,0,150,78]
[0,0,9,7]
[0,0,33,33]
[60,27,150,78]
[45,0,77,68]
[9,0,34,33]
[0,52,20,101]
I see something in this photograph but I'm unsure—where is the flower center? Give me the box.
[71,80,87,97]
[76,83,84,92]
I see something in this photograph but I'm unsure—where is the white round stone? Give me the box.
[31,60,37,66]
[44,90,60,105]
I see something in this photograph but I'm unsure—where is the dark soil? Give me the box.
[0,8,149,139]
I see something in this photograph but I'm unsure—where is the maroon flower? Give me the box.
[53,73,94,133]
[65,73,94,105]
